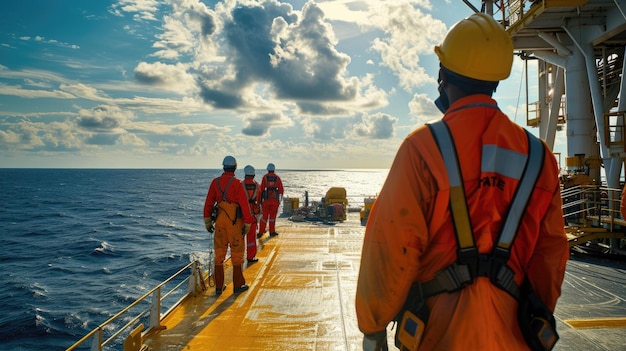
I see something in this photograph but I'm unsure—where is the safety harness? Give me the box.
[419,119,545,300]
[217,176,235,202]
[245,180,261,215]
[217,176,238,225]
[245,181,258,204]
[262,174,279,200]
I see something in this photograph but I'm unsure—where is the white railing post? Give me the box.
[188,261,197,294]
[91,328,102,351]
[150,288,161,330]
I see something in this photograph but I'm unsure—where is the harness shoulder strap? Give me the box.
[217,176,236,203]
[488,130,545,299]
[427,121,478,276]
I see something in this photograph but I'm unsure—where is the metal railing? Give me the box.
[66,261,204,351]
[562,184,625,231]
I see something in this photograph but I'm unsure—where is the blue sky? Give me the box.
[0,0,559,169]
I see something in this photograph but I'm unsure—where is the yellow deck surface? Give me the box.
[138,211,626,351]
[142,213,366,350]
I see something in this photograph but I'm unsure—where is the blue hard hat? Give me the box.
[222,155,237,167]
[267,163,275,171]
[244,165,255,176]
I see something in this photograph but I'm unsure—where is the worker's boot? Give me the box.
[233,265,249,293]
[214,264,225,296]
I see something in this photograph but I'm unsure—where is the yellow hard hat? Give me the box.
[434,13,513,82]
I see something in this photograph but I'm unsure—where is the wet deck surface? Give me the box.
[142,212,626,350]
[555,252,626,350]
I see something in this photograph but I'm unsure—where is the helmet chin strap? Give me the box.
[434,73,450,113]
[434,92,450,114]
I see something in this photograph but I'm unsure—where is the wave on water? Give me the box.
[156,218,178,228]
[91,241,118,257]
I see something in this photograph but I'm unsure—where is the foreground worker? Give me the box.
[203,156,254,295]
[258,163,284,237]
[356,13,569,350]
[243,165,261,263]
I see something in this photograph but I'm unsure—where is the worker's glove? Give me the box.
[204,218,214,233]
[242,223,251,236]
[363,330,388,351]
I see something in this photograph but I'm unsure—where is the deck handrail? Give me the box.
[66,261,203,351]
[562,183,625,228]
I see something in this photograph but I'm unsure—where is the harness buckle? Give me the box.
[494,265,514,288]
[438,263,472,292]
[456,247,478,282]
[493,264,520,300]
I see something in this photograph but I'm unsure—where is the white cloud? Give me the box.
[60,83,108,100]
[241,111,293,136]
[408,92,440,124]
[370,3,445,91]
[118,132,148,146]
[110,0,161,21]
[75,105,134,133]
[299,113,396,140]
[134,62,196,94]
[128,120,229,136]
[0,129,20,144]
[317,0,434,27]
[152,15,196,59]
[352,112,398,139]
[0,84,76,99]
[0,119,82,151]
[18,35,80,49]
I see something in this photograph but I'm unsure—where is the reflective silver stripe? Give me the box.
[497,131,545,248]
[429,122,463,187]
[481,145,527,180]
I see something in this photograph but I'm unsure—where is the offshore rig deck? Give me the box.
[66,211,626,351]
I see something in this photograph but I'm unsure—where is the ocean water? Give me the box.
[0,168,388,351]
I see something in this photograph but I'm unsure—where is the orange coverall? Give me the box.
[355,95,569,350]
[203,171,255,273]
[259,172,284,235]
[243,176,261,259]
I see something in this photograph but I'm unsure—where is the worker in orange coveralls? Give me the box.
[243,165,261,264]
[356,13,569,351]
[203,156,255,295]
[258,163,284,238]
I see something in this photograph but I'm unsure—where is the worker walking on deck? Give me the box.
[243,165,261,264]
[258,163,284,238]
[356,13,569,351]
[203,156,255,295]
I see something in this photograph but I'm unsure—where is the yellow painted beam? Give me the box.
[565,318,626,329]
